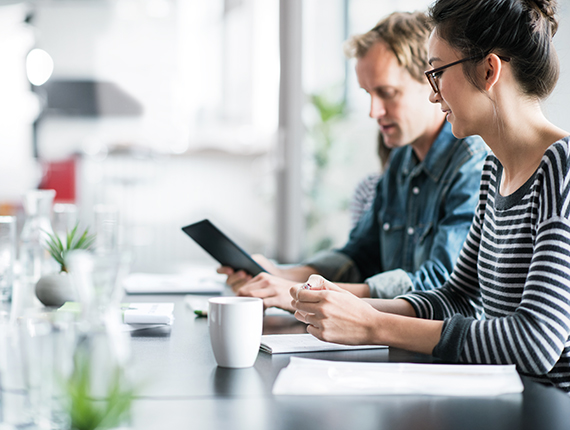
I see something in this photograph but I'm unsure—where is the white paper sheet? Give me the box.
[123,270,225,294]
[123,303,174,324]
[272,357,524,396]
[261,334,388,354]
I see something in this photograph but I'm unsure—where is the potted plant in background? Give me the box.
[35,224,96,307]
[305,89,347,254]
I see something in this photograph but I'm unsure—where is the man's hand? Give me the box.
[217,254,280,293]
[217,254,316,296]
[236,272,299,312]
[216,266,252,292]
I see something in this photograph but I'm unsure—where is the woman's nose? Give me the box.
[428,87,440,104]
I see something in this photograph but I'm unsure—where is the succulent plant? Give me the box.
[44,224,96,273]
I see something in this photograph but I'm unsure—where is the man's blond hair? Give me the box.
[343,11,432,83]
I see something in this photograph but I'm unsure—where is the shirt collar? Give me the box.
[401,122,457,181]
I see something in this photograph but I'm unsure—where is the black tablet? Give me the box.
[182,219,266,276]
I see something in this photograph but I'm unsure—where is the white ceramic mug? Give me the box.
[208,297,263,368]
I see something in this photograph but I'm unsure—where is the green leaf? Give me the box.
[67,224,79,249]
[67,351,134,430]
[45,241,65,266]
[42,223,97,272]
[75,230,93,249]
[54,231,65,252]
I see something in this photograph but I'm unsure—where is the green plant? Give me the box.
[67,349,134,430]
[309,92,347,170]
[44,224,96,273]
[306,89,348,254]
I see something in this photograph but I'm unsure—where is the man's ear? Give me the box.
[484,54,503,91]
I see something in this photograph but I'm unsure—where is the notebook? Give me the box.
[260,333,388,354]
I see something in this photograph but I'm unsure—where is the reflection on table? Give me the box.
[126,294,570,430]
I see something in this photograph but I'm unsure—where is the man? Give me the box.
[219,11,487,311]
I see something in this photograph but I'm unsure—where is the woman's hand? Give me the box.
[290,274,383,345]
[290,274,444,354]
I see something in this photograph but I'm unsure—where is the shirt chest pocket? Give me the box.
[413,222,434,269]
[378,215,405,271]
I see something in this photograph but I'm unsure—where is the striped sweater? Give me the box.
[402,137,570,393]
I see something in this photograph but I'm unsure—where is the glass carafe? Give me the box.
[19,189,57,285]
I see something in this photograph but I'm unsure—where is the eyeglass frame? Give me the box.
[424,52,511,93]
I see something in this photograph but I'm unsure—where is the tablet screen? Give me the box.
[182,219,266,276]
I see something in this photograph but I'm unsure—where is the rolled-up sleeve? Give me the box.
[303,250,362,283]
[365,269,413,298]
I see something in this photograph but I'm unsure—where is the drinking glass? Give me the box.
[20,189,57,285]
[19,312,76,430]
[52,203,78,241]
[93,204,120,253]
[65,250,133,428]
[0,216,16,302]
[0,311,33,427]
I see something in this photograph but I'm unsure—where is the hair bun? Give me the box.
[527,0,558,35]
[529,0,557,17]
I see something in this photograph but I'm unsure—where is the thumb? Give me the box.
[252,254,278,274]
[217,266,234,275]
[306,274,344,292]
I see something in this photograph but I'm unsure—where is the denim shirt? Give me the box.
[304,122,487,298]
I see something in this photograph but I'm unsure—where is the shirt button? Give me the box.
[383,223,390,231]
[407,227,414,235]
[412,186,420,195]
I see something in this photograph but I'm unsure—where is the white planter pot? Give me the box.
[35,272,76,307]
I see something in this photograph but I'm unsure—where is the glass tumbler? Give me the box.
[0,216,17,302]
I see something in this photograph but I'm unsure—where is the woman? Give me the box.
[291,0,570,394]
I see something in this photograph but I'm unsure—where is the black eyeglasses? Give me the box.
[424,53,511,93]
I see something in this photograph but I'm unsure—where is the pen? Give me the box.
[194,309,208,317]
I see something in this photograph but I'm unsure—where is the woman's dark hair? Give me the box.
[429,0,559,99]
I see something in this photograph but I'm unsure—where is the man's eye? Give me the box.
[378,89,397,99]
[432,71,444,79]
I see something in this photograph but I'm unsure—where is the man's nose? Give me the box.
[369,96,386,119]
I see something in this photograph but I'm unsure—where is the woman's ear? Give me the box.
[484,54,503,91]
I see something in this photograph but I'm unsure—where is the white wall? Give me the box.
[3,0,570,272]
[545,1,570,131]
[0,3,42,203]
[28,0,279,272]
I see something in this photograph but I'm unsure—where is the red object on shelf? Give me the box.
[39,157,76,203]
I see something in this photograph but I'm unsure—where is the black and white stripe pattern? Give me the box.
[404,137,570,393]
